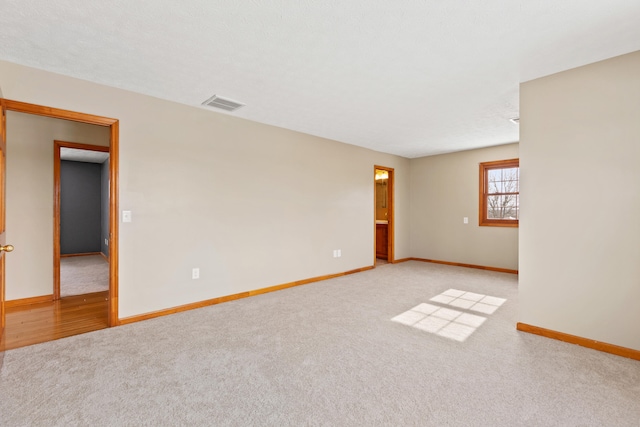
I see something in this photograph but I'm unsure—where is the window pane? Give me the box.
[488,180,502,194]
[487,194,519,219]
[488,169,502,181]
[503,195,517,219]
[502,168,518,179]
[503,178,518,193]
[503,169,517,192]
[488,167,519,194]
[487,195,502,218]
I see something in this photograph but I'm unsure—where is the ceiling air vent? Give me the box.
[202,95,245,112]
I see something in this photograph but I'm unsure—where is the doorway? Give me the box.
[54,141,110,300]
[0,99,119,349]
[374,166,394,264]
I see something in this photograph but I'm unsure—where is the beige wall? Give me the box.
[409,143,519,271]
[519,51,640,350]
[0,60,410,318]
[5,111,109,300]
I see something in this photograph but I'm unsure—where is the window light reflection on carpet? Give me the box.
[392,303,486,342]
[430,289,506,314]
[391,289,506,342]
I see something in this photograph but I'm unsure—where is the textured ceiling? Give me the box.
[1,1,639,158]
[60,148,109,164]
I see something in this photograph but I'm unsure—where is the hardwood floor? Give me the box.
[0,291,108,351]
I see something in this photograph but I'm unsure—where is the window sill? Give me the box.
[479,221,519,228]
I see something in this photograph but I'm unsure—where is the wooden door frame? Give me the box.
[0,101,7,331]
[0,99,120,327]
[54,140,110,301]
[373,165,394,264]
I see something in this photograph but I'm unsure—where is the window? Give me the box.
[479,158,519,227]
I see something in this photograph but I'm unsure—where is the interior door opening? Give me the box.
[374,166,394,264]
[55,141,110,300]
[0,99,119,351]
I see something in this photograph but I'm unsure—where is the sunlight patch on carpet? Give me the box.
[430,289,506,314]
[392,289,506,342]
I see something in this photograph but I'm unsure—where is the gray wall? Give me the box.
[101,158,110,258]
[409,143,519,271]
[520,51,640,350]
[60,160,102,254]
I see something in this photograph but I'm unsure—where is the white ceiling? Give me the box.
[1,1,639,158]
[60,148,109,164]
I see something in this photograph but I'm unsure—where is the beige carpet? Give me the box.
[1,261,639,426]
[60,255,109,297]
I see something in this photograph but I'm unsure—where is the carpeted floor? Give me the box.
[60,255,109,297]
[1,261,639,426]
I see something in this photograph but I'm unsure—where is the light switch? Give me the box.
[122,210,132,223]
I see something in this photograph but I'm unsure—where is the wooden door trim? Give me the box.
[373,165,395,264]
[0,98,120,327]
[54,140,110,301]
[2,100,116,126]
[0,100,7,330]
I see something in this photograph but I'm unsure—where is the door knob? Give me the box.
[0,244,14,253]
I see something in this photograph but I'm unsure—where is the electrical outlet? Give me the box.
[192,268,200,279]
[463,217,469,224]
